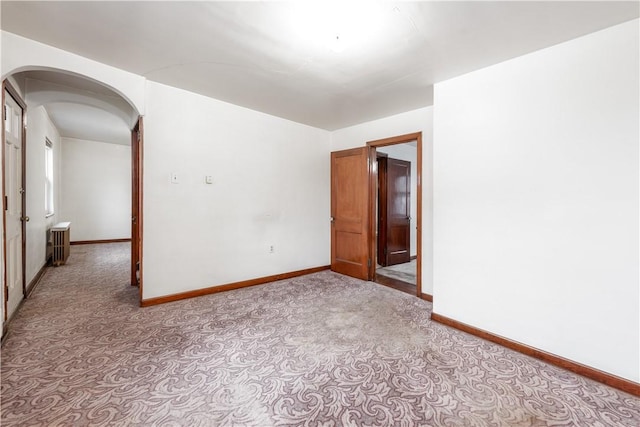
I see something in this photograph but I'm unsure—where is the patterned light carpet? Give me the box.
[376,259,417,285]
[1,243,639,426]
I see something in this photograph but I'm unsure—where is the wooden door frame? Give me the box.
[366,132,423,298]
[376,152,388,267]
[2,80,28,321]
[131,117,144,304]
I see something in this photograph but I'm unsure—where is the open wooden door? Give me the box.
[2,83,26,322]
[331,147,370,280]
[131,117,143,298]
[381,157,411,266]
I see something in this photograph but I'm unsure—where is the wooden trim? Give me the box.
[136,118,144,302]
[25,262,48,297]
[430,312,640,397]
[2,81,7,321]
[14,83,27,300]
[420,292,433,302]
[410,255,417,261]
[367,145,377,279]
[71,238,131,245]
[141,265,330,307]
[367,132,423,298]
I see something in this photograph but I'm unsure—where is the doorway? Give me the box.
[368,133,422,297]
[2,81,27,323]
[330,132,424,299]
[375,150,415,295]
[1,70,144,333]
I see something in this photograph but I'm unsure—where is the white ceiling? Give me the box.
[17,70,136,145]
[44,102,132,146]
[2,1,639,131]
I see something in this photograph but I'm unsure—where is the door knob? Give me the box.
[330,216,335,222]
[21,216,29,222]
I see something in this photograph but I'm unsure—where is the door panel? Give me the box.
[3,90,24,319]
[331,147,369,280]
[377,156,387,266]
[385,158,411,266]
[131,121,139,287]
[131,118,143,297]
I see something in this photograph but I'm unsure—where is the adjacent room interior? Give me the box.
[1,1,638,425]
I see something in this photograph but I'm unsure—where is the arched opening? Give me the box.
[2,68,143,332]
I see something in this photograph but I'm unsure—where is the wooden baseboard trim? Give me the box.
[71,238,131,245]
[420,293,433,302]
[140,265,331,307]
[25,262,48,297]
[410,255,417,261]
[430,312,640,397]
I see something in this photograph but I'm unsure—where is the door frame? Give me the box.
[376,152,388,267]
[131,117,144,304]
[2,80,28,321]
[366,132,423,297]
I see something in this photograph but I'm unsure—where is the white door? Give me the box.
[4,90,24,320]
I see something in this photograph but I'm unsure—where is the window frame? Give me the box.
[45,138,54,218]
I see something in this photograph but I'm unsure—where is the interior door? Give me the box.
[331,147,370,280]
[3,89,24,319]
[131,118,142,292]
[377,155,388,266]
[384,157,411,266]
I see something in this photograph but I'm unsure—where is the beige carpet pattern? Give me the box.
[1,243,639,426]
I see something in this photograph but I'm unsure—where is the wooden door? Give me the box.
[383,158,411,266]
[3,89,25,319]
[131,118,142,294]
[331,147,370,280]
[377,155,388,266]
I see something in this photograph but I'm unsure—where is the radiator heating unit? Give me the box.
[51,222,71,266]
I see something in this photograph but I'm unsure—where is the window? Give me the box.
[45,139,54,217]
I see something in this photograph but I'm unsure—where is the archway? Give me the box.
[2,68,143,333]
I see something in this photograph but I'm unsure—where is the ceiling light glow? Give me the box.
[290,2,387,53]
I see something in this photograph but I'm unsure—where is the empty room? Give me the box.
[1,1,639,425]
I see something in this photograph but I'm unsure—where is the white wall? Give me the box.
[142,81,331,299]
[433,19,639,382]
[331,107,434,295]
[377,144,418,258]
[25,106,61,286]
[59,138,131,242]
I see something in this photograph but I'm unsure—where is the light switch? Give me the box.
[171,173,179,184]
[205,175,213,184]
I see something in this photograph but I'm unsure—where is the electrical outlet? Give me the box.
[269,245,275,254]
[170,173,179,184]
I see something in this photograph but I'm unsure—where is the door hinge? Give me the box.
[4,195,7,211]
[3,105,6,121]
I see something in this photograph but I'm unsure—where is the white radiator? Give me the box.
[51,222,71,266]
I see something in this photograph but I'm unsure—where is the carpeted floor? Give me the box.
[376,259,416,285]
[1,243,639,426]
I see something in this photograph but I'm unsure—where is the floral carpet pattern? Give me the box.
[1,243,639,426]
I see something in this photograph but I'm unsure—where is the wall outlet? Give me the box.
[205,175,213,184]
[269,245,275,254]
[170,172,179,184]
